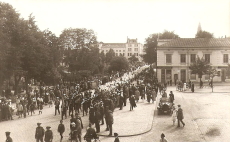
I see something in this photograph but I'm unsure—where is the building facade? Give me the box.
[98,37,144,61]
[157,38,230,83]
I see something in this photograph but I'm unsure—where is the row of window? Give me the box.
[115,53,139,56]
[128,44,138,47]
[103,48,139,53]
[127,53,139,56]
[166,54,229,63]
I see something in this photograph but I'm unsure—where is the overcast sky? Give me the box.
[2,0,230,43]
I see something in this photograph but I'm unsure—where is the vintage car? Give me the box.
[157,97,173,115]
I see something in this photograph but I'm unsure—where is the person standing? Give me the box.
[160,133,168,142]
[35,123,45,142]
[105,106,113,136]
[5,131,13,142]
[38,102,43,115]
[169,91,174,103]
[54,97,60,115]
[191,82,194,93]
[58,120,65,140]
[151,90,156,103]
[44,126,53,142]
[119,94,124,110]
[177,105,185,127]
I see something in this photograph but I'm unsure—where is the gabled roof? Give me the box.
[101,43,126,48]
[159,38,230,48]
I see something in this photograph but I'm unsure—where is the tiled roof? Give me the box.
[159,38,230,48]
[101,43,126,48]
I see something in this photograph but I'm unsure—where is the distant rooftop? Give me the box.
[159,38,230,48]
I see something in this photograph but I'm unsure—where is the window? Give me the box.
[223,54,229,63]
[119,50,121,52]
[123,53,124,56]
[205,54,210,63]
[130,53,132,56]
[129,44,132,47]
[190,74,196,80]
[136,53,138,56]
[116,50,118,52]
[180,54,186,63]
[128,48,132,51]
[134,48,138,51]
[190,54,196,63]
[166,54,172,63]
[123,50,125,52]
[115,53,118,56]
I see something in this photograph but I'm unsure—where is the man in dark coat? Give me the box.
[44,126,53,142]
[35,123,45,142]
[169,91,174,103]
[105,106,113,136]
[119,94,124,110]
[177,105,185,127]
[58,120,65,140]
[191,82,194,93]
[129,95,136,111]
[114,133,120,142]
[84,123,97,142]
[5,131,13,142]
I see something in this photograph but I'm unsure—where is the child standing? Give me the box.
[58,120,65,140]
[39,102,43,115]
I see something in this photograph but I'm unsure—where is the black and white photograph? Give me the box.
[0,0,230,142]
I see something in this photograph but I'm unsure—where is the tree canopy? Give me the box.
[109,56,129,72]
[196,30,214,38]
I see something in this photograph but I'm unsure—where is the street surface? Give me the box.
[0,85,229,142]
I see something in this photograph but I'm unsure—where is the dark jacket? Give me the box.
[58,124,65,133]
[35,126,45,139]
[44,130,53,142]
[177,108,184,120]
[105,110,113,124]
[6,136,13,142]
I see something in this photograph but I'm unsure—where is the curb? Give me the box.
[97,94,159,137]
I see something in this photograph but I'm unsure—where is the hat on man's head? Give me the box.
[5,131,10,135]
[37,122,42,125]
[46,126,51,129]
[114,133,118,136]
[178,105,181,107]
[161,133,165,138]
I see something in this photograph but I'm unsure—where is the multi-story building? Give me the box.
[98,37,144,61]
[157,38,230,83]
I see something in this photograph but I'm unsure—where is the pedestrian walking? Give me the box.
[18,103,23,118]
[58,120,65,140]
[5,131,13,142]
[35,122,45,142]
[151,90,156,103]
[44,126,53,142]
[172,107,177,125]
[114,133,120,142]
[129,95,136,111]
[177,105,185,127]
[160,133,168,142]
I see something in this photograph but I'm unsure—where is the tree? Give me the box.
[142,36,157,64]
[105,49,115,64]
[189,56,211,88]
[109,56,129,72]
[59,28,97,49]
[196,30,214,38]
[143,30,179,64]
[128,55,139,64]
[159,30,179,39]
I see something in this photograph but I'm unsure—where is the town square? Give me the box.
[0,0,230,142]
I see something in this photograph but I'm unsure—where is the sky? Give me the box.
[2,0,230,43]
